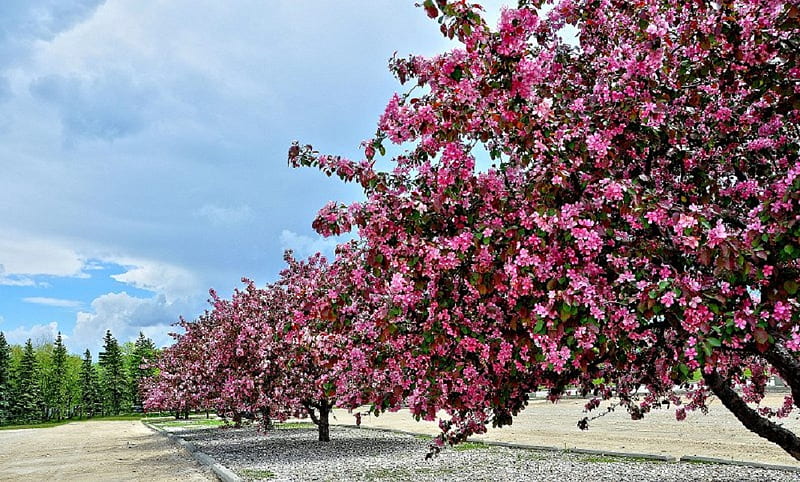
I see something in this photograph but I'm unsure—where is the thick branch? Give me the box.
[704,371,800,461]
[762,340,800,408]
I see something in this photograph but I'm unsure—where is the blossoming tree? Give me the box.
[290,0,800,459]
[143,314,219,418]
[145,249,388,442]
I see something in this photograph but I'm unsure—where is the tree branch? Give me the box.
[704,370,800,461]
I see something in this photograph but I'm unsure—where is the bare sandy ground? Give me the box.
[333,393,800,468]
[0,420,214,481]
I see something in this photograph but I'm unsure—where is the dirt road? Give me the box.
[0,420,214,481]
[333,393,800,467]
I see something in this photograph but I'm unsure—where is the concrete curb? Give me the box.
[143,422,243,482]
[679,455,800,473]
[337,423,800,471]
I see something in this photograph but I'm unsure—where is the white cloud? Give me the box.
[4,322,59,346]
[70,291,188,352]
[0,234,86,277]
[22,297,82,308]
[279,229,341,260]
[0,276,36,287]
[194,204,254,226]
[109,258,201,302]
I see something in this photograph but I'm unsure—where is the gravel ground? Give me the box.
[164,424,800,482]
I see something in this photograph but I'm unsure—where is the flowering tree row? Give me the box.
[148,0,798,460]
[287,0,800,459]
[142,248,392,441]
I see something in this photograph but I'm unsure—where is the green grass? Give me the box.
[0,420,71,430]
[364,467,456,480]
[274,422,316,430]
[91,414,144,421]
[514,451,546,462]
[155,419,225,428]
[453,441,489,451]
[414,434,433,441]
[580,455,624,463]
[239,468,276,480]
[0,414,144,430]
[578,454,658,463]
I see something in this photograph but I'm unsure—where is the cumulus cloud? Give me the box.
[4,322,59,346]
[70,291,189,352]
[109,258,201,302]
[0,234,86,278]
[194,204,254,226]
[279,229,342,260]
[23,297,83,308]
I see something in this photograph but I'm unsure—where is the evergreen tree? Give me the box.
[50,333,68,420]
[12,339,44,423]
[99,331,126,415]
[79,350,102,418]
[127,332,156,409]
[0,333,11,424]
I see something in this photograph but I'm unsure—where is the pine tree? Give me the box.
[12,339,44,423]
[50,333,68,420]
[128,332,156,410]
[99,331,126,415]
[79,350,102,418]
[0,333,11,424]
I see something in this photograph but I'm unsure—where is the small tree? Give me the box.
[127,332,157,410]
[79,350,102,418]
[12,339,44,423]
[99,331,126,415]
[0,333,11,424]
[48,333,68,421]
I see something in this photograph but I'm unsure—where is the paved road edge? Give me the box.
[143,421,243,482]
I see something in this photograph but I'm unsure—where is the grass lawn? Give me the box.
[0,414,144,431]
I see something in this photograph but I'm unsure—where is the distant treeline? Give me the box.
[0,330,157,426]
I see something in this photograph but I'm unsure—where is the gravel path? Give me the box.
[165,424,800,482]
[332,393,800,467]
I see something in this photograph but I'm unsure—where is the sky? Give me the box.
[0,0,508,355]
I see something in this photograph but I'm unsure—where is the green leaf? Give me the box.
[785,280,799,295]
[707,337,722,348]
[533,319,545,334]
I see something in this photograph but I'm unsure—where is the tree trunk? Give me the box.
[259,407,273,430]
[317,401,330,442]
[305,400,331,442]
[232,411,242,428]
[704,371,800,460]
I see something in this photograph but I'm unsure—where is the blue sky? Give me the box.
[0,0,507,355]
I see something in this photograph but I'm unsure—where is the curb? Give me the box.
[144,422,243,482]
[338,423,800,471]
[679,455,800,473]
